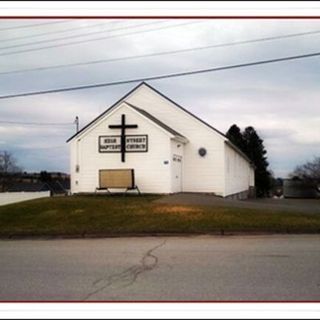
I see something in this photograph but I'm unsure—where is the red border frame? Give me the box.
[1,300,319,303]
[0,14,320,304]
[2,295,318,303]
[1,16,320,19]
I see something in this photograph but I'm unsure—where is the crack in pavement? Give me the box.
[83,240,167,301]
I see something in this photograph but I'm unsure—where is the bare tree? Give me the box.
[0,151,22,191]
[290,156,320,181]
[0,151,21,173]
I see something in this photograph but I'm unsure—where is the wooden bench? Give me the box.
[96,169,141,195]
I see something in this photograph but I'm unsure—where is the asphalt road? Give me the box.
[0,235,319,301]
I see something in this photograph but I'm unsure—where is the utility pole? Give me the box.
[74,116,79,133]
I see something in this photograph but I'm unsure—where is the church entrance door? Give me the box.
[172,154,182,193]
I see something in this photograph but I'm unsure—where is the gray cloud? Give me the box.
[0,19,320,177]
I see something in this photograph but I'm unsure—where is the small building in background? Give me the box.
[7,182,51,193]
[3,172,70,196]
[283,179,320,199]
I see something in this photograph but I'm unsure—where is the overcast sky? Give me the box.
[0,18,319,177]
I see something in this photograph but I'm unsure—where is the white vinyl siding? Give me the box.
[126,85,225,195]
[69,83,254,197]
[70,104,172,194]
[224,142,254,196]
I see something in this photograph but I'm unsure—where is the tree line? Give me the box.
[226,124,320,197]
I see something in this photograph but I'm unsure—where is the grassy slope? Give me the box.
[0,195,319,236]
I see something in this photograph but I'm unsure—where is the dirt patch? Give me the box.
[153,205,199,213]
[73,209,85,214]
[152,205,203,219]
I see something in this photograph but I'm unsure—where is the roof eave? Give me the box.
[224,140,253,165]
[171,136,189,144]
[66,82,147,143]
[124,101,188,140]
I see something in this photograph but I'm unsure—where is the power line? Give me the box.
[0,20,167,51]
[0,20,74,32]
[0,21,202,57]
[1,28,320,76]
[0,50,319,100]
[0,120,73,126]
[0,20,121,44]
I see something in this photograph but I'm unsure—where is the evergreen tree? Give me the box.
[226,124,246,154]
[243,126,271,197]
[226,125,271,197]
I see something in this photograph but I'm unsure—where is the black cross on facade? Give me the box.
[109,114,138,162]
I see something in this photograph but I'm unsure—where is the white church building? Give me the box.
[67,82,255,198]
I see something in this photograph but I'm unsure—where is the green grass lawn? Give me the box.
[0,195,319,237]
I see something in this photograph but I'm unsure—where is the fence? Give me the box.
[0,191,50,206]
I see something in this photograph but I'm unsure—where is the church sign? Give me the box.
[98,113,148,162]
[126,135,148,152]
[99,135,148,153]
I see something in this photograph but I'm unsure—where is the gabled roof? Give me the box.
[141,82,229,138]
[125,102,186,140]
[65,81,252,164]
[66,82,146,143]
[67,81,229,143]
